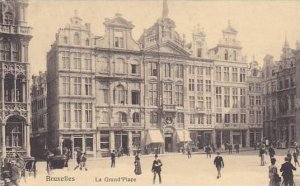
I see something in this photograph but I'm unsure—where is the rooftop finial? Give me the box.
[162,0,169,19]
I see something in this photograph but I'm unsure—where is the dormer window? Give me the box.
[74,33,80,45]
[4,12,13,25]
[114,31,124,48]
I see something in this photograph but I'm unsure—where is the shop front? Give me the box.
[145,130,164,154]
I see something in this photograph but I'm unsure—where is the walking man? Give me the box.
[205,145,211,158]
[269,145,276,161]
[81,152,88,171]
[152,154,163,184]
[74,150,82,170]
[111,150,116,168]
[214,152,224,179]
[293,149,300,167]
[187,148,192,159]
[280,157,296,186]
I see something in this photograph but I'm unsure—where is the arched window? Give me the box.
[233,50,237,61]
[5,116,24,148]
[4,74,14,102]
[4,12,13,25]
[74,33,80,45]
[16,75,26,102]
[118,112,127,123]
[0,40,11,61]
[252,69,258,77]
[133,112,140,123]
[115,85,126,104]
[224,50,228,60]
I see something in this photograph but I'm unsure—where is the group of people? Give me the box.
[74,150,88,171]
[1,153,24,186]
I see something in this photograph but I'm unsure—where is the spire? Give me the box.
[162,0,169,19]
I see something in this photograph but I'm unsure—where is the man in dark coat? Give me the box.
[152,154,163,184]
[280,157,296,186]
[10,160,20,186]
[269,145,275,160]
[111,150,116,168]
[214,152,224,179]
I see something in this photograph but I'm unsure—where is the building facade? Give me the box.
[46,0,263,157]
[30,71,47,158]
[0,0,32,157]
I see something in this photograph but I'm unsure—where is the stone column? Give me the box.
[140,131,145,153]
[109,131,115,151]
[246,129,250,147]
[128,131,132,156]
[26,125,30,156]
[212,130,216,147]
[96,132,101,158]
[2,123,6,157]
[230,130,233,144]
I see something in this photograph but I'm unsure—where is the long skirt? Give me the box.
[134,161,142,175]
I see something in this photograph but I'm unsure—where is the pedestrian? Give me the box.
[235,144,239,154]
[205,145,211,158]
[64,148,71,169]
[134,152,142,175]
[292,149,300,167]
[9,160,20,186]
[259,145,267,166]
[74,150,82,170]
[280,157,296,186]
[269,158,281,186]
[187,148,192,159]
[287,150,292,162]
[228,144,233,154]
[214,152,224,179]
[212,144,216,153]
[81,152,88,171]
[269,145,276,161]
[152,154,163,184]
[111,150,116,168]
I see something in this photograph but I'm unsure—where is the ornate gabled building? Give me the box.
[0,0,32,157]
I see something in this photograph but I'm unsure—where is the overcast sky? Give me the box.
[27,0,300,75]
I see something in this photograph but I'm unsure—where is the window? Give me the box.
[285,79,289,89]
[84,78,92,96]
[216,113,222,123]
[133,112,140,123]
[196,96,203,110]
[197,66,203,76]
[256,96,261,105]
[224,114,230,123]
[249,96,254,106]
[132,91,140,105]
[6,124,22,147]
[85,39,89,46]
[189,79,195,91]
[225,50,228,60]
[97,57,109,73]
[131,64,138,74]
[240,88,246,108]
[84,53,92,70]
[206,67,211,76]
[256,111,261,123]
[0,40,11,61]
[175,85,183,107]
[4,12,13,25]
[149,83,158,106]
[197,79,203,92]
[249,110,255,123]
[150,112,158,124]
[240,114,246,123]
[224,67,229,82]
[232,114,238,123]
[189,96,195,109]
[233,50,237,61]
[240,68,246,82]
[216,87,222,108]
[115,85,127,104]
[85,103,92,128]
[114,31,124,48]
[62,76,70,95]
[149,62,158,76]
[190,114,195,124]
[177,113,184,125]
[100,131,110,149]
[206,114,212,124]
[256,83,261,92]
[197,114,204,124]
[189,66,195,75]
[101,111,109,123]
[232,68,238,82]
[62,51,70,69]
[175,64,183,78]
[64,36,68,44]
[85,137,93,151]
[115,58,126,74]
[232,88,238,108]
[197,48,202,57]
[73,52,81,70]
[119,112,127,123]
[216,66,221,81]
[63,103,71,128]
[74,103,82,128]
[163,84,172,105]
[12,42,19,61]
[205,80,211,92]
[224,87,230,108]
[74,33,80,45]
[74,77,82,95]
[206,97,211,109]
[249,83,254,92]
[164,63,171,77]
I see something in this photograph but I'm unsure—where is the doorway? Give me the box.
[164,133,173,152]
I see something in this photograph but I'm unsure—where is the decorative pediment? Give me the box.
[145,41,190,56]
[104,14,134,29]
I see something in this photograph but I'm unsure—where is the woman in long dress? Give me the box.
[269,158,281,186]
[134,152,142,175]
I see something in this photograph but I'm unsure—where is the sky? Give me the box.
[27,0,300,75]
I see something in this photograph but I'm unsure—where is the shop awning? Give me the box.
[177,130,192,142]
[146,130,164,145]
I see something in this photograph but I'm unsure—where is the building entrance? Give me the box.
[115,131,128,155]
[164,133,173,152]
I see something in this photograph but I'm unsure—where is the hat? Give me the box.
[155,154,158,158]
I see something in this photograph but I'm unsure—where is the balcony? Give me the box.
[162,104,176,112]
[0,25,32,35]
[248,124,263,129]
[216,123,248,129]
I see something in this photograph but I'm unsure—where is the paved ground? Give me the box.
[20,149,300,186]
